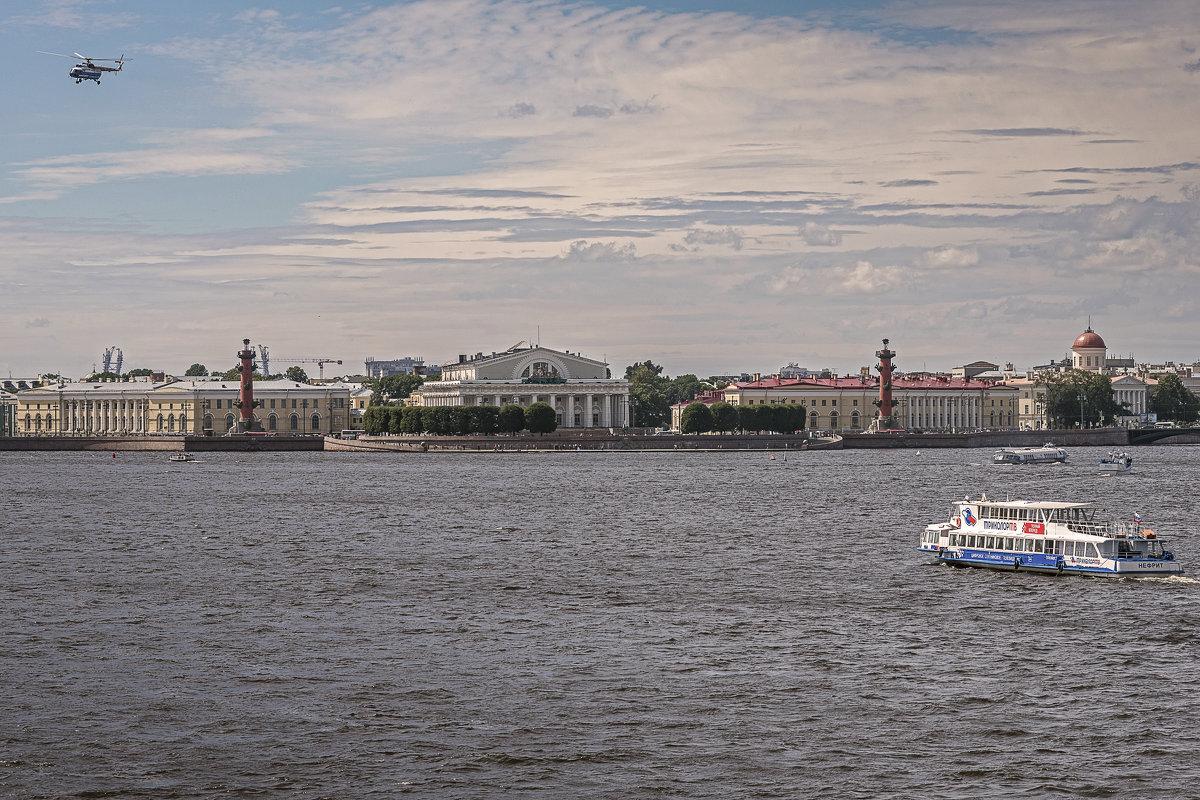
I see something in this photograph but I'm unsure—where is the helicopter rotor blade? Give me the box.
[37,51,75,59]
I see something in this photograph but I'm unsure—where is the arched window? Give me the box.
[168,414,176,432]
[268,414,277,431]
[24,413,31,432]
[850,411,861,430]
[46,414,54,430]
[179,414,187,431]
[157,414,165,432]
[204,414,214,431]
[521,362,560,378]
[829,411,840,429]
[808,413,819,430]
[310,413,320,431]
[225,414,235,431]
[290,414,299,430]
[35,414,42,430]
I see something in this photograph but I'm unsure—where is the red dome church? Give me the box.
[1071,324,1106,372]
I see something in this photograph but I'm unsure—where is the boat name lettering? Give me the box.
[984,520,1018,532]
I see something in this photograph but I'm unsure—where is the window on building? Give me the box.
[216,399,222,409]
[268,415,277,431]
[311,414,320,431]
[290,414,299,430]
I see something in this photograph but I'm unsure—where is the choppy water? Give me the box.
[2,445,1199,799]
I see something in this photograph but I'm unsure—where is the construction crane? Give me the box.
[271,356,343,381]
[102,346,123,375]
[257,345,270,377]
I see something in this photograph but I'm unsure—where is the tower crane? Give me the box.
[271,357,343,381]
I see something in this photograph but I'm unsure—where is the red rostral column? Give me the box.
[237,338,257,431]
[876,338,896,422]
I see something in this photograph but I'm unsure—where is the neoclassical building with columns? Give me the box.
[412,345,631,429]
[13,378,351,436]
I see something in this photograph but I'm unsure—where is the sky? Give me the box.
[3,0,1199,380]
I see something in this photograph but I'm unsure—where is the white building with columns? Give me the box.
[412,345,631,429]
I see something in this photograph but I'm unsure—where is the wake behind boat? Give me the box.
[919,496,1182,577]
[992,443,1067,465]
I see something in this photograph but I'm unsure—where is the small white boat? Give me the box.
[992,443,1067,465]
[169,452,196,462]
[1100,451,1133,474]
[919,496,1182,577]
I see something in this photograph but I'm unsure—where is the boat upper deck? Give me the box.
[948,497,1152,540]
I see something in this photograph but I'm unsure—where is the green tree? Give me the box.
[710,401,737,433]
[185,363,208,376]
[470,405,501,435]
[420,406,440,434]
[378,373,424,402]
[362,405,390,435]
[735,404,759,433]
[387,406,405,435]
[525,401,557,434]
[1039,369,1124,428]
[85,371,121,382]
[221,365,243,380]
[626,361,670,427]
[667,374,705,406]
[431,406,458,435]
[680,401,714,434]
[126,368,153,378]
[400,406,424,434]
[1149,374,1200,423]
[285,366,310,384]
[499,403,525,434]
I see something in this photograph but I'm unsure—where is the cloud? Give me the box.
[573,105,614,119]
[560,240,637,261]
[25,317,51,328]
[916,245,979,269]
[800,222,842,246]
[836,260,909,294]
[503,102,537,118]
[962,128,1089,137]
[881,179,938,188]
[680,226,745,250]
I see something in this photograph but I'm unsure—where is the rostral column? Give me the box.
[875,338,896,426]
[236,338,259,432]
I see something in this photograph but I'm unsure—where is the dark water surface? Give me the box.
[3,446,1199,799]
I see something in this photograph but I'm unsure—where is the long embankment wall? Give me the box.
[4,428,1196,452]
[0,435,324,452]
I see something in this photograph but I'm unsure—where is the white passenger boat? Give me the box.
[992,443,1067,465]
[919,497,1182,577]
[1099,451,1133,474]
[168,452,196,462]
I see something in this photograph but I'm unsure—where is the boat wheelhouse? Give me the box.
[992,444,1067,465]
[919,497,1182,577]
[1100,451,1133,474]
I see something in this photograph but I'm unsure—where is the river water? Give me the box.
[2,445,1198,799]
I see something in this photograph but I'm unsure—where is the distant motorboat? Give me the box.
[1100,451,1133,474]
[992,443,1068,465]
[169,452,196,463]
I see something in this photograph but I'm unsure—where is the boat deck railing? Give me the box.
[1058,520,1146,539]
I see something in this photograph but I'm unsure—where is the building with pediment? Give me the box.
[412,344,631,428]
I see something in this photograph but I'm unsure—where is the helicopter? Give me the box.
[38,51,129,84]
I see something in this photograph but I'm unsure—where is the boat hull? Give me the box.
[926,548,1183,577]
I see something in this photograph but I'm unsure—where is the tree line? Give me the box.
[680,400,807,434]
[1039,369,1199,427]
[361,402,558,436]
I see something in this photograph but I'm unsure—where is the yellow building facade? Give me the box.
[717,376,1019,432]
[14,378,352,436]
